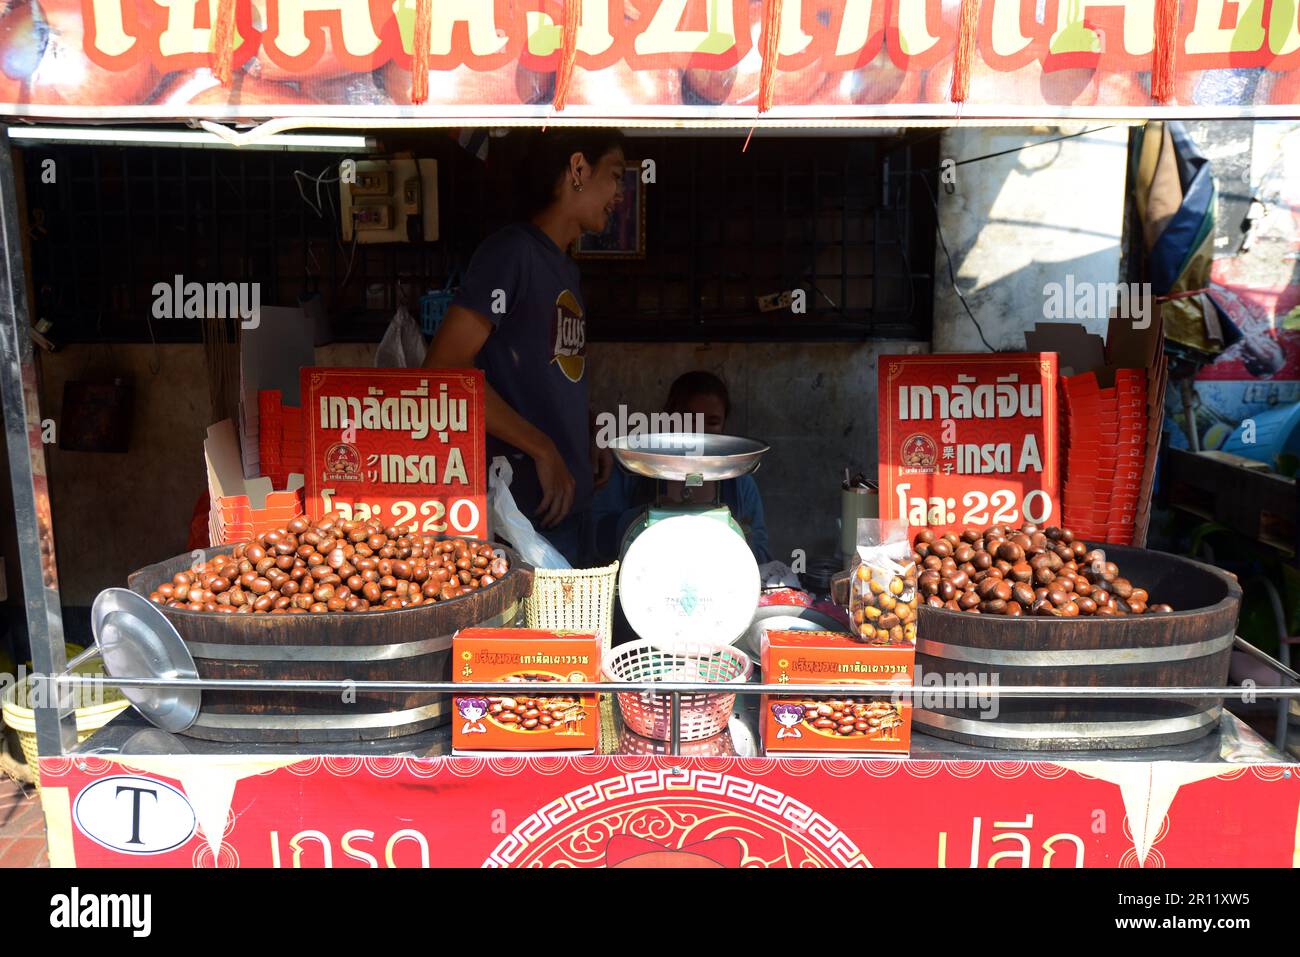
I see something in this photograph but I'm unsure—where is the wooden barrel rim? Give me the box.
[912,546,1242,650]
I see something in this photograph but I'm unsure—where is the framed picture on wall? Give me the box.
[573,162,646,259]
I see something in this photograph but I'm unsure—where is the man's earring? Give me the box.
[572,180,583,192]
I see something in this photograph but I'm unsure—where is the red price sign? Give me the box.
[878,353,1059,535]
[301,368,487,538]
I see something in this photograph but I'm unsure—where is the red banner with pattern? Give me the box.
[39,753,1299,867]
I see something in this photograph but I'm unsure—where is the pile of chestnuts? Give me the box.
[147,514,509,614]
[913,524,1173,617]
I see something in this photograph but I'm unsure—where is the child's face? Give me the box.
[679,394,727,434]
[775,710,801,727]
[461,703,486,720]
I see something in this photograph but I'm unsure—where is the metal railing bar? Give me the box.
[1234,635,1300,684]
[45,674,1300,699]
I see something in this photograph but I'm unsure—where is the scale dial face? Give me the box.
[618,514,760,645]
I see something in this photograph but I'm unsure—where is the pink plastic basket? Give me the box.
[602,639,752,742]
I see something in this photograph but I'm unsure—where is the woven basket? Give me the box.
[523,563,620,752]
[523,562,619,653]
[2,670,128,791]
[603,639,752,742]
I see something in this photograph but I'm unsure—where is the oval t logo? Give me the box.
[73,776,196,855]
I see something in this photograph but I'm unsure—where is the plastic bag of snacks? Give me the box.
[849,519,917,645]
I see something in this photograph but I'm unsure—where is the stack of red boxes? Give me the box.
[204,419,306,546]
[1025,312,1166,548]
[1061,369,1147,545]
[258,390,285,489]
[256,390,306,488]
[281,404,305,478]
[208,485,305,546]
[1108,369,1148,543]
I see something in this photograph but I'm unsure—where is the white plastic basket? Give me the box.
[523,562,619,653]
[603,638,752,741]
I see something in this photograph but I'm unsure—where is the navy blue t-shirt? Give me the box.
[452,222,590,517]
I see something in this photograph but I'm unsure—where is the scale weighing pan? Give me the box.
[610,433,769,482]
[91,588,201,734]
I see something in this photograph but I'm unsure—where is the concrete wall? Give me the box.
[35,339,923,604]
[932,125,1130,352]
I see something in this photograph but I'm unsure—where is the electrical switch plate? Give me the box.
[353,204,392,231]
[351,169,391,195]
[340,159,438,244]
[401,176,421,215]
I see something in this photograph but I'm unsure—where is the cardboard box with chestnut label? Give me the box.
[452,628,600,754]
[761,630,914,756]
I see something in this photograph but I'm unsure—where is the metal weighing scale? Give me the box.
[608,433,769,647]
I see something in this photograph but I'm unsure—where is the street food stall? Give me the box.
[1,0,1299,870]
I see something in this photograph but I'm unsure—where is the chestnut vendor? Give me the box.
[423,131,627,565]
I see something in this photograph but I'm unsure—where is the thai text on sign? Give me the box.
[878,353,1059,535]
[301,367,487,538]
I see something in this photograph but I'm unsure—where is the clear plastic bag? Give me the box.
[487,457,571,570]
[849,518,917,645]
[375,304,427,368]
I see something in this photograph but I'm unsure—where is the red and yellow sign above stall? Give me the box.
[2,0,1300,120]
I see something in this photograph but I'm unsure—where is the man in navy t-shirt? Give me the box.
[422,131,627,565]
[456,222,592,517]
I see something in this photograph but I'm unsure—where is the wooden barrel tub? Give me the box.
[835,545,1242,751]
[127,542,533,744]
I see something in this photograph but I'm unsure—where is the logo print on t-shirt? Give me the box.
[551,289,586,383]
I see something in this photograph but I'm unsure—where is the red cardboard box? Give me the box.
[761,630,913,756]
[452,628,600,754]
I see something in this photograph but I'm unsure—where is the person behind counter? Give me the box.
[422,131,627,566]
[592,371,770,564]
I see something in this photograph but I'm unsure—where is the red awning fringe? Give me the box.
[1151,0,1179,103]
[949,0,979,103]
[211,0,238,85]
[757,0,783,113]
[552,0,582,112]
[410,0,434,105]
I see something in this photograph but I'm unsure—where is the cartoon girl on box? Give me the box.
[457,697,489,734]
[771,703,805,738]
